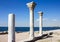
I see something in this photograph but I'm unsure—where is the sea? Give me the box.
[0,27,60,32]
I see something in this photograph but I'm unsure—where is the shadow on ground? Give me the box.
[26,32,53,42]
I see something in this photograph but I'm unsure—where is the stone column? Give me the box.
[26,2,36,39]
[38,11,43,36]
[8,14,15,42]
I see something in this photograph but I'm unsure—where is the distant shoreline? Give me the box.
[0,27,60,32]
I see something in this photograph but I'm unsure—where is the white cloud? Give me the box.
[36,19,39,22]
[52,19,57,22]
[43,18,48,21]
[36,18,48,22]
[35,18,60,27]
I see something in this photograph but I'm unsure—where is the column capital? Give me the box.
[38,11,43,16]
[26,1,36,9]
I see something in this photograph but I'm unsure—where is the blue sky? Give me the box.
[0,0,60,27]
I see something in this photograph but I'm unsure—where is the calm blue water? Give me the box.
[0,27,60,32]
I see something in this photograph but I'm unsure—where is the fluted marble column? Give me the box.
[26,2,36,39]
[38,11,43,36]
[8,14,15,42]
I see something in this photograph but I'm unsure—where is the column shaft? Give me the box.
[29,8,34,39]
[8,14,15,42]
[39,15,43,36]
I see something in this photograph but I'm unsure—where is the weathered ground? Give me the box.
[0,30,60,42]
